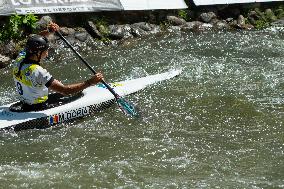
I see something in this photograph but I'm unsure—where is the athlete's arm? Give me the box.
[49,73,104,96]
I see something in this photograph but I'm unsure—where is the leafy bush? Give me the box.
[255,19,270,29]
[178,10,191,21]
[0,14,38,42]
[178,10,188,20]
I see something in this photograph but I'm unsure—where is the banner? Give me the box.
[120,0,188,10]
[0,0,123,15]
[192,0,284,6]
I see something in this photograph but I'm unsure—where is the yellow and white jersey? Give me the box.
[12,51,53,105]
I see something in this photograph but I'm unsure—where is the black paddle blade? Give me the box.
[116,97,139,117]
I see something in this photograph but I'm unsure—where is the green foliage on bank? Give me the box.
[246,5,283,29]
[0,14,38,42]
[177,9,192,21]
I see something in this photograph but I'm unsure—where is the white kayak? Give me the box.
[0,70,181,131]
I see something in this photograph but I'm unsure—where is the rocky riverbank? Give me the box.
[0,2,283,69]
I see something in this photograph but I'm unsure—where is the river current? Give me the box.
[0,28,283,188]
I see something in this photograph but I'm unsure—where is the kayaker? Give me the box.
[12,22,104,111]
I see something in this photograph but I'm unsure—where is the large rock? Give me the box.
[0,54,11,69]
[132,22,152,32]
[265,9,278,22]
[247,11,260,25]
[130,25,149,37]
[0,40,17,57]
[199,12,217,23]
[271,18,284,27]
[181,21,202,31]
[74,30,89,42]
[166,16,187,26]
[36,16,54,31]
[59,27,75,36]
[108,25,133,40]
[237,15,246,26]
[214,21,229,30]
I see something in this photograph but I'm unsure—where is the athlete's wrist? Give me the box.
[85,79,92,87]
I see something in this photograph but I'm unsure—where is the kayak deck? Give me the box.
[0,69,182,131]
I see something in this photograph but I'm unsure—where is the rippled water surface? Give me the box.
[0,28,284,188]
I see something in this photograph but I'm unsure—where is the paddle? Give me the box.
[56,31,139,117]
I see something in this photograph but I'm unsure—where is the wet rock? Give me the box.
[0,41,17,57]
[265,9,278,22]
[59,27,75,36]
[199,12,217,23]
[36,15,54,31]
[132,22,152,31]
[85,21,103,39]
[214,21,229,30]
[210,18,220,25]
[226,18,234,23]
[166,16,187,26]
[108,25,124,40]
[74,31,88,42]
[247,10,262,25]
[234,15,253,30]
[149,25,162,34]
[237,15,246,26]
[199,23,214,30]
[0,54,11,69]
[271,18,284,27]
[242,24,254,30]
[130,25,149,37]
[168,26,181,32]
[108,25,133,40]
[181,21,202,32]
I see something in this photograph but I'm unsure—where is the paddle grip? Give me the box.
[56,31,120,99]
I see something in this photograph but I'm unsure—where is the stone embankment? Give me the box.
[0,2,283,68]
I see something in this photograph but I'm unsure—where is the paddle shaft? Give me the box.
[56,31,120,99]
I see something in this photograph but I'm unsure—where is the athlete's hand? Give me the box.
[88,72,104,85]
[47,22,59,32]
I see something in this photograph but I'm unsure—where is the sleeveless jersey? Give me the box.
[12,50,53,105]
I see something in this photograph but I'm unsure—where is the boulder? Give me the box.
[130,25,149,37]
[36,16,54,31]
[0,54,11,69]
[108,25,133,40]
[247,11,260,25]
[59,27,75,36]
[214,21,229,30]
[132,22,152,31]
[237,15,246,26]
[181,21,202,32]
[0,40,17,57]
[166,16,187,26]
[199,12,217,23]
[74,31,89,42]
[271,18,284,27]
[265,9,278,22]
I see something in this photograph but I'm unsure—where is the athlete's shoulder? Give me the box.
[14,50,27,62]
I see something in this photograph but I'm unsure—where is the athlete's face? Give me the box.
[40,50,48,60]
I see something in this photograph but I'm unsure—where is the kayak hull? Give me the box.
[0,70,181,131]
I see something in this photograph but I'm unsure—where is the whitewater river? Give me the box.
[0,28,283,188]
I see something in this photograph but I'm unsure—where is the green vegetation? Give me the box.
[177,9,193,21]
[246,5,283,29]
[93,17,110,42]
[178,10,188,20]
[0,14,38,42]
[254,19,270,29]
